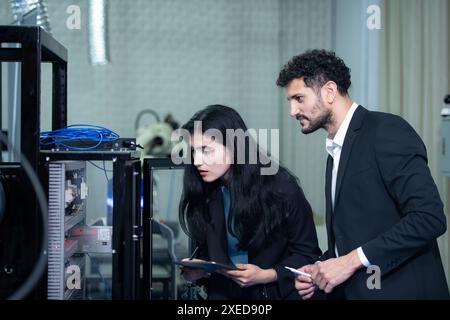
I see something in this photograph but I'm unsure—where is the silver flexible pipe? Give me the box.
[10,0,51,33]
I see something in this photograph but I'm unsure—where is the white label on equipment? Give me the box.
[80,182,88,199]
[97,228,111,241]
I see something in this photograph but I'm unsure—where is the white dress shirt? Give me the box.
[325,102,371,267]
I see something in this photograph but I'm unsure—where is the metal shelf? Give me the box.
[64,239,79,260]
[64,214,85,233]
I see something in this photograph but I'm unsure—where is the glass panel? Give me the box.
[83,160,113,300]
[0,60,21,162]
[151,167,191,300]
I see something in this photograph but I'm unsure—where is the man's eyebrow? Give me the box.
[287,93,303,101]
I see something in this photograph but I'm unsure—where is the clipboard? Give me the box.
[174,260,237,273]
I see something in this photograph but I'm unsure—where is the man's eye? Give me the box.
[295,96,303,103]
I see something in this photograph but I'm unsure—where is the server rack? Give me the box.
[41,150,142,300]
[47,161,87,300]
[0,26,67,299]
[0,26,142,300]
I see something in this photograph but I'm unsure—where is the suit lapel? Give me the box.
[334,133,356,206]
[325,155,334,251]
[333,106,367,206]
[325,155,333,230]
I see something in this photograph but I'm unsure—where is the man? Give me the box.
[276,49,449,299]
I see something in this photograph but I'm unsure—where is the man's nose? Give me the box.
[290,102,300,117]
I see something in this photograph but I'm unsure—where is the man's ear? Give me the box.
[321,81,338,104]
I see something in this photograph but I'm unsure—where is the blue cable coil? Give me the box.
[40,124,120,151]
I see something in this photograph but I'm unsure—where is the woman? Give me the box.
[179,105,321,299]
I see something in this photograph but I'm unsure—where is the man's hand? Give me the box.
[221,264,277,288]
[311,250,363,293]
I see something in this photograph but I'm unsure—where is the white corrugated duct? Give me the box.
[88,0,110,66]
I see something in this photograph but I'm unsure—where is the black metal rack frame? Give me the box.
[0,26,141,300]
[0,26,67,299]
[0,25,67,165]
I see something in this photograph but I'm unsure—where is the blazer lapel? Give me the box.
[334,106,367,206]
[208,188,230,263]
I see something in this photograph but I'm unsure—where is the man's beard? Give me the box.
[300,102,332,134]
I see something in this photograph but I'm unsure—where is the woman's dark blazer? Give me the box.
[195,172,321,300]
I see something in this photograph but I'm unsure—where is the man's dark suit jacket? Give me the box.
[196,171,321,299]
[323,105,449,299]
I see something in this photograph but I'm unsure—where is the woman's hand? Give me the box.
[179,258,210,282]
[294,264,317,300]
[220,264,277,288]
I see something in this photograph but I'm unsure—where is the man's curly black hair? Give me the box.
[276,49,351,95]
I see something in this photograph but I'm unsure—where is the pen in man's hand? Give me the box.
[189,246,199,260]
[284,266,312,278]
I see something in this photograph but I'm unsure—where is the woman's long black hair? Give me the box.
[179,105,298,251]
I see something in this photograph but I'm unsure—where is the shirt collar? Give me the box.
[326,102,359,155]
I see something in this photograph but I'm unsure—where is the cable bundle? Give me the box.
[40,124,120,150]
